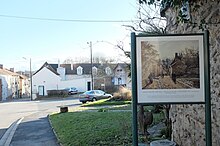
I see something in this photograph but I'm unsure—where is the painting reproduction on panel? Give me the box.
[141,39,200,90]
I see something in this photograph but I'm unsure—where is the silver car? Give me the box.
[64,87,78,95]
[79,90,113,104]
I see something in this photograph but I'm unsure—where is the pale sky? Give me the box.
[153,40,199,59]
[0,0,137,71]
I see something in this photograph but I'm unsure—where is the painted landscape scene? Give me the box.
[141,39,200,90]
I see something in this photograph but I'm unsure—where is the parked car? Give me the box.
[64,87,78,95]
[79,90,113,104]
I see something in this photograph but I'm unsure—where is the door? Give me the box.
[38,86,44,96]
[87,82,91,91]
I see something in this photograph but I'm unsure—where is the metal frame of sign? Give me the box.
[131,31,211,146]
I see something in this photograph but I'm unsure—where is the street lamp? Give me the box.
[23,57,32,101]
[87,41,93,90]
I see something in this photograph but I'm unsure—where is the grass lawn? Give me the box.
[50,98,165,145]
[50,111,132,146]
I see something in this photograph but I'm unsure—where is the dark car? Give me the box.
[79,90,113,104]
[64,87,78,95]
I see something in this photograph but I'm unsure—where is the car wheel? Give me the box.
[82,101,86,104]
[92,98,97,102]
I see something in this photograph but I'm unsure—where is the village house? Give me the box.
[32,62,130,96]
[0,64,29,101]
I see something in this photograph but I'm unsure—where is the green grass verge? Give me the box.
[109,104,132,110]
[50,111,132,146]
[81,99,131,107]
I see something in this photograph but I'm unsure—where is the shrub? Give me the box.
[47,90,68,97]
[112,86,132,101]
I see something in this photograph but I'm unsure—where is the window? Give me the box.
[92,67,97,75]
[95,90,100,94]
[116,69,122,72]
[99,90,105,95]
[118,78,122,85]
[77,66,83,75]
[105,67,112,75]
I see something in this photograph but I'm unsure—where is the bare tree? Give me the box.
[123,1,166,34]
[117,1,171,142]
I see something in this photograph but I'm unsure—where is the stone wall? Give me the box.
[165,0,220,146]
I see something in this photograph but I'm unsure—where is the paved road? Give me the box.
[0,97,81,145]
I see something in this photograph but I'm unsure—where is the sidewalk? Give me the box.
[8,112,60,146]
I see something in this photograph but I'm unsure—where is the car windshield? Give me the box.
[84,91,94,94]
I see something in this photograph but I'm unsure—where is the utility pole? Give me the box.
[88,41,93,90]
[30,58,32,100]
[23,57,32,100]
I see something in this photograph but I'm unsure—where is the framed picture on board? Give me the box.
[136,34,205,103]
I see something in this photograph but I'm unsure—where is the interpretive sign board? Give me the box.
[131,31,211,146]
[136,34,205,103]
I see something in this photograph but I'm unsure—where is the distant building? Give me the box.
[0,64,29,101]
[32,62,130,96]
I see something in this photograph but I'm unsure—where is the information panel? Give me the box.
[136,34,205,103]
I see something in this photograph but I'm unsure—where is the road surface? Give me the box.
[0,97,81,139]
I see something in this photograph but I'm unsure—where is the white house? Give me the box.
[0,68,12,101]
[113,63,131,88]
[32,62,92,96]
[32,62,130,97]
[32,62,61,96]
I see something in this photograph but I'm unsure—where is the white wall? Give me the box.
[65,74,90,80]
[114,65,127,85]
[0,74,16,100]
[59,77,91,92]
[32,67,61,96]
[32,67,91,96]
[57,67,65,81]
[0,75,8,100]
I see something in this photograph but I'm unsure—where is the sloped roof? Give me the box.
[49,64,59,72]
[59,63,126,75]
[0,68,27,80]
[61,63,102,75]
[33,62,60,76]
[35,62,129,76]
[0,68,12,75]
[0,68,18,76]
[113,63,129,70]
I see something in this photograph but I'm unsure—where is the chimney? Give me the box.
[0,64,3,69]
[175,53,178,58]
[10,68,14,72]
[71,63,73,70]
[58,59,60,68]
